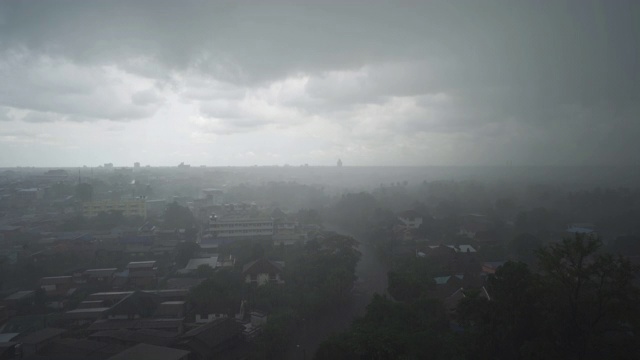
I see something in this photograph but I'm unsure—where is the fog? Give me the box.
[1,1,639,359]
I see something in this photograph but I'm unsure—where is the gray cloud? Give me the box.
[0,107,10,121]
[21,111,62,124]
[0,0,638,165]
[0,50,161,122]
[131,88,162,106]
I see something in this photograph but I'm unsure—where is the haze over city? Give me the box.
[1,0,638,167]
[2,1,640,360]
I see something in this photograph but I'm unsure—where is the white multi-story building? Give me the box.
[208,216,274,239]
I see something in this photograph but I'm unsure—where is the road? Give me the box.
[285,229,389,359]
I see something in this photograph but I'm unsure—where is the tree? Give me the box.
[189,271,242,317]
[509,233,542,263]
[387,258,436,302]
[535,234,640,359]
[457,261,541,360]
[287,234,360,314]
[75,182,93,202]
[174,241,200,268]
[163,201,197,229]
[91,210,126,230]
[458,234,640,360]
[193,264,216,278]
[315,295,455,360]
[296,208,322,225]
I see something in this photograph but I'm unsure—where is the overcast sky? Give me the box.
[0,0,638,167]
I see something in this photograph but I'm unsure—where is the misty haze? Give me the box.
[0,1,639,359]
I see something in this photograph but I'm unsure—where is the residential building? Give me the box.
[16,328,66,357]
[242,258,285,286]
[84,268,117,288]
[207,217,274,240]
[398,210,423,229]
[174,317,243,360]
[107,343,189,360]
[83,199,147,217]
[39,276,77,298]
[126,261,158,289]
[179,256,218,274]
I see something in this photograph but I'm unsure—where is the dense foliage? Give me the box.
[317,234,640,360]
[459,234,640,360]
[316,295,462,360]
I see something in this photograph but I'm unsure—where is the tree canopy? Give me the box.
[458,234,640,360]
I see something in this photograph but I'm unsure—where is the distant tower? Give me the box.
[337,159,343,167]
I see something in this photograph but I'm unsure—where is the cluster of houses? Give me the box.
[393,209,609,317]
[0,251,287,360]
[394,210,504,312]
[0,211,289,359]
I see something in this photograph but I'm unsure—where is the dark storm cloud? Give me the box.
[0,0,638,165]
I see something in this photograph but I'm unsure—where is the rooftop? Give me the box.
[127,261,157,269]
[184,257,218,271]
[18,328,66,345]
[106,343,189,360]
[4,290,34,301]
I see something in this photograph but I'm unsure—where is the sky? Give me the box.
[0,0,638,167]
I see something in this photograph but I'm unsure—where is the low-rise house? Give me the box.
[165,278,205,290]
[90,328,178,348]
[2,290,35,310]
[126,261,157,289]
[39,276,76,298]
[566,223,596,237]
[86,292,133,306]
[127,260,157,272]
[84,268,118,288]
[174,318,243,360]
[154,301,186,319]
[443,286,491,313]
[417,245,480,275]
[475,229,500,246]
[16,327,66,357]
[447,244,477,253]
[458,222,489,239]
[0,305,8,324]
[0,340,17,360]
[216,255,236,268]
[88,318,183,334]
[0,333,19,343]
[65,300,111,323]
[65,307,111,324]
[242,258,285,286]
[482,261,506,275]
[398,210,423,229]
[179,256,218,274]
[30,337,126,359]
[242,311,268,340]
[146,289,190,302]
[107,343,189,360]
[104,291,159,320]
